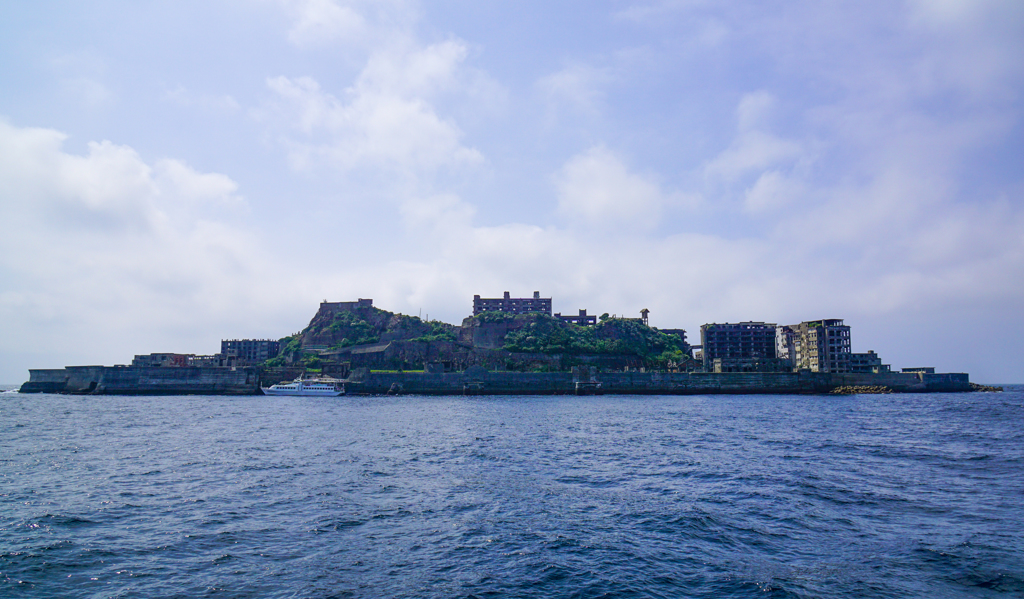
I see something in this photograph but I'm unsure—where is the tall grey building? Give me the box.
[700,322,778,372]
[780,319,852,373]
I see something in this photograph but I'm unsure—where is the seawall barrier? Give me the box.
[21,366,259,395]
[343,368,971,395]
[20,366,970,395]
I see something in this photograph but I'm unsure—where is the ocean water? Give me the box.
[1,387,1022,598]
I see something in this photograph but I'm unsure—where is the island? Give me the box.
[20,293,984,395]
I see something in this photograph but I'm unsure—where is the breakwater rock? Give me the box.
[830,385,893,394]
[969,382,1003,392]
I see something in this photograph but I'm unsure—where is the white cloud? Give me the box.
[276,0,417,48]
[0,126,157,232]
[705,130,803,184]
[285,0,367,46]
[360,39,467,97]
[0,120,285,373]
[743,170,804,214]
[554,145,670,228]
[537,63,613,118]
[264,40,484,174]
[704,91,805,186]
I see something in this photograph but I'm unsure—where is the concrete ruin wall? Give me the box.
[21,366,259,395]
[343,369,971,396]
[21,366,970,396]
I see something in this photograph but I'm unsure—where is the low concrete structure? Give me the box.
[132,353,190,367]
[850,350,890,373]
[555,309,597,326]
[21,366,258,395]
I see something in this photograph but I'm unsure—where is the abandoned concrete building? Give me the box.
[779,319,852,373]
[850,350,891,374]
[700,322,779,372]
[473,291,553,316]
[221,339,282,365]
[317,298,374,316]
[555,308,597,325]
[132,353,190,367]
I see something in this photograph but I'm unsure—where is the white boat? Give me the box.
[261,376,344,396]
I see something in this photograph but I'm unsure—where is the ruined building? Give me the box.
[700,322,780,372]
[778,319,852,373]
[221,339,282,365]
[850,350,890,374]
[473,291,552,316]
[554,309,597,326]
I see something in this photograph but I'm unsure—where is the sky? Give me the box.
[1,0,1022,384]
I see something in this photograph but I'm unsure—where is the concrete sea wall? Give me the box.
[21,366,970,396]
[344,368,971,395]
[21,366,259,395]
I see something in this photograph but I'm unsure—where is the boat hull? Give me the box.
[261,377,345,396]
[260,387,343,396]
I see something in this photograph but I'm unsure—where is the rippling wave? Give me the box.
[2,389,1022,597]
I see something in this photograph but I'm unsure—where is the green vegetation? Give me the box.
[301,353,322,369]
[410,320,458,343]
[326,310,380,347]
[502,314,688,365]
[280,334,302,355]
[471,310,517,324]
[270,302,693,372]
[263,356,286,368]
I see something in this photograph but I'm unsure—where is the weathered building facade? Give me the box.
[473,291,552,316]
[700,322,778,372]
[221,339,281,365]
[850,350,890,373]
[555,308,597,325]
[132,353,190,367]
[781,319,852,373]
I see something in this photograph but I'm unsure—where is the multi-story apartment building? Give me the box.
[221,339,281,364]
[472,291,552,316]
[700,322,777,372]
[780,319,852,373]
